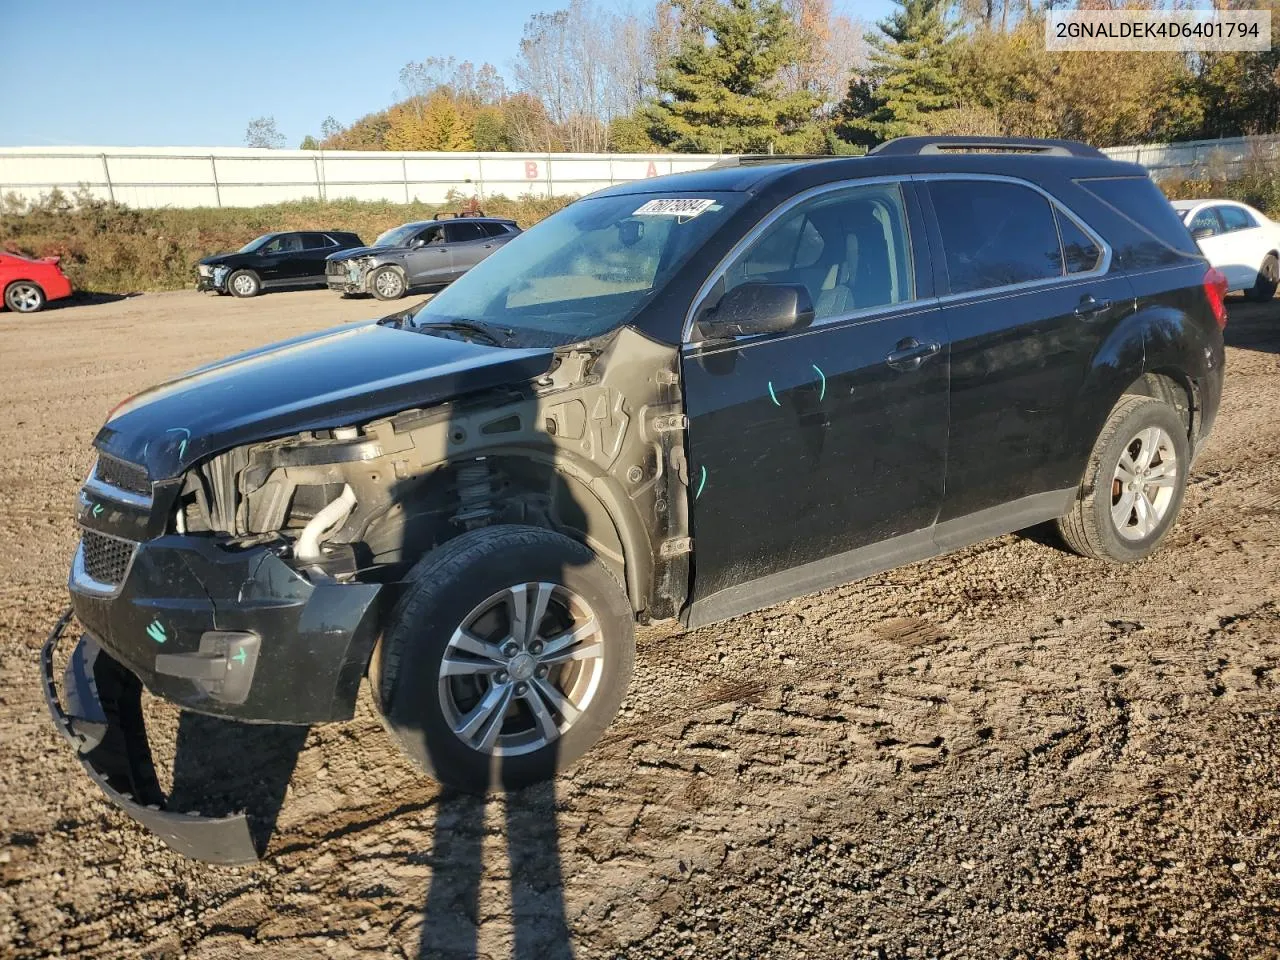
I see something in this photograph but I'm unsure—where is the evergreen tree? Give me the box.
[644,0,820,153]
[837,0,955,147]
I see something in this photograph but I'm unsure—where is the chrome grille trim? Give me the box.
[83,473,153,509]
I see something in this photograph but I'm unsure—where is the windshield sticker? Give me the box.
[632,198,717,220]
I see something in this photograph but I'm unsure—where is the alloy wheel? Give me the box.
[375,270,404,298]
[232,274,256,296]
[1111,425,1178,540]
[437,582,605,757]
[6,283,42,312]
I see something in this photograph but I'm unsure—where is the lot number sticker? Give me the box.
[632,198,716,219]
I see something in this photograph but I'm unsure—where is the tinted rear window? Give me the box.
[930,180,1064,293]
[1075,177,1200,256]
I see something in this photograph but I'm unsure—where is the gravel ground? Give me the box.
[1,288,1279,960]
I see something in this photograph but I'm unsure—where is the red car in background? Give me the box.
[1,252,73,313]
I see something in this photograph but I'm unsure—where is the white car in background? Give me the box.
[1172,199,1280,302]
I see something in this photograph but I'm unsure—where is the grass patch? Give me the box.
[0,190,573,294]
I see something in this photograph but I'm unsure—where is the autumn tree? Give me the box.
[645,0,821,153]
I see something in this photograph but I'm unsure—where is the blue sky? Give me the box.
[0,0,893,148]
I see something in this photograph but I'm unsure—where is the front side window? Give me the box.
[1219,205,1257,232]
[931,180,1064,294]
[415,226,445,246]
[411,191,746,343]
[1187,207,1223,237]
[375,223,428,248]
[719,182,914,321]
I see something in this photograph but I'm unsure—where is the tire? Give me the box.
[1057,395,1190,562]
[4,281,46,313]
[1246,253,1279,303]
[371,525,635,793]
[369,265,407,301]
[226,269,260,298]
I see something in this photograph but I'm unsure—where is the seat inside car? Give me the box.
[813,205,896,318]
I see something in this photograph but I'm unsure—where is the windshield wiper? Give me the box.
[412,319,510,346]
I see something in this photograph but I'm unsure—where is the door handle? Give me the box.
[885,337,942,372]
[1074,294,1113,320]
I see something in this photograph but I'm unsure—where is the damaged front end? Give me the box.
[50,323,692,860]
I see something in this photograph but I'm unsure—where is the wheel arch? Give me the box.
[358,447,654,617]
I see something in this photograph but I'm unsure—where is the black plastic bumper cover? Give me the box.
[42,609,260,864]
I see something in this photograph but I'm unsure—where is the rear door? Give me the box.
[443,221,491,278]
[1216,204,1267,290]
[298,233,339,281]
[682,179,949,610]
[403,224,452,286]
[922,176,1134,538]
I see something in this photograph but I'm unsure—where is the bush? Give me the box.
[1160,151,1280,216]
[0,189,574,294]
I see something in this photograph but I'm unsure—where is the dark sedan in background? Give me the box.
[325,214,520,300]
[197,231,365,297]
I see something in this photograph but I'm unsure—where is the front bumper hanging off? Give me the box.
[41,609,260,864]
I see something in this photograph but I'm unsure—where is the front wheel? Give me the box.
[4,281,46,313]
[369,265,407,301]
[371,525,635,792]
[1057,395,1190,562]
[1246,253,1279,303]
[227,269,261,298]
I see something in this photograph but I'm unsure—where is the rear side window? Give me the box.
[930,180,1064,293]
[1076,177,1200,256]
[444,221,486,243]
[303,233,335,250]
[1219,205,1257,232]
[481,222,511,237]
[1056,209,1103,274]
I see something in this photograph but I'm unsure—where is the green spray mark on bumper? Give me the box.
[146,620,167,644]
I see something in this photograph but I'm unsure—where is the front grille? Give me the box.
[95,455,151,496]
[326,260,345,276]
[81,530,136,586]
[197,264,212,277]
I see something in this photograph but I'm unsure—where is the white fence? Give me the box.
[1102,134,1280,180]
[0,146,731,209]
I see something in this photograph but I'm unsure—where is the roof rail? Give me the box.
[432,209,487,220]
[868,136,1105,159]
[706,154,836,169]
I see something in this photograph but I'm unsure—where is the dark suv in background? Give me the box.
[46,137,1225,862]
[196,231,364,297]
[325,213,521,300]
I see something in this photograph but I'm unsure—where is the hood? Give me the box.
[325,245,404,261]
[198,252,246,266]
[95,321,554,480]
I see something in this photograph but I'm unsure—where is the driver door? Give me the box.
[404,224,452,286]
[680,180,950,624]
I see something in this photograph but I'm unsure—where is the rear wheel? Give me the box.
[1246,253,1279,302]
[369,265,407,301]
[4,281,45,313]
[1058,395,1190,562]
[371,525,635,792]
[227,269,261,298]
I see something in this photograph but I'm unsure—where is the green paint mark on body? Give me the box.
[812,364,826,401]
[232,648,247,666]
[146,620,167,644]
[695,464,707,500]
[92,503,103,517]
[767,382,780,406]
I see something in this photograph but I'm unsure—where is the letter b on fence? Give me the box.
[525,161,539,180]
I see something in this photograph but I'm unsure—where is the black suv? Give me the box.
[197,231,365,297]
[45,137,1225,861]
[325,214,520,300]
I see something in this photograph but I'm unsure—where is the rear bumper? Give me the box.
[44,272,73,302]
[42,610,260,863]
[69,534,386,724]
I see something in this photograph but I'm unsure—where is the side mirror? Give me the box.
[411,238,427,248]
[696,282,815,340]
[1191,226,1215,241]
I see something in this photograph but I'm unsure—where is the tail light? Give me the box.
[1203,267,1229,329]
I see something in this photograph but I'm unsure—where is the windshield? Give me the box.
[237,234,274,253]
[375,223,424,248]
[411,192,744,342]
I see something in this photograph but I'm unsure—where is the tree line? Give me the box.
[245,0,1280,155]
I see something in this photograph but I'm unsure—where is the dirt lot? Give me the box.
[2,288,1279,960]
